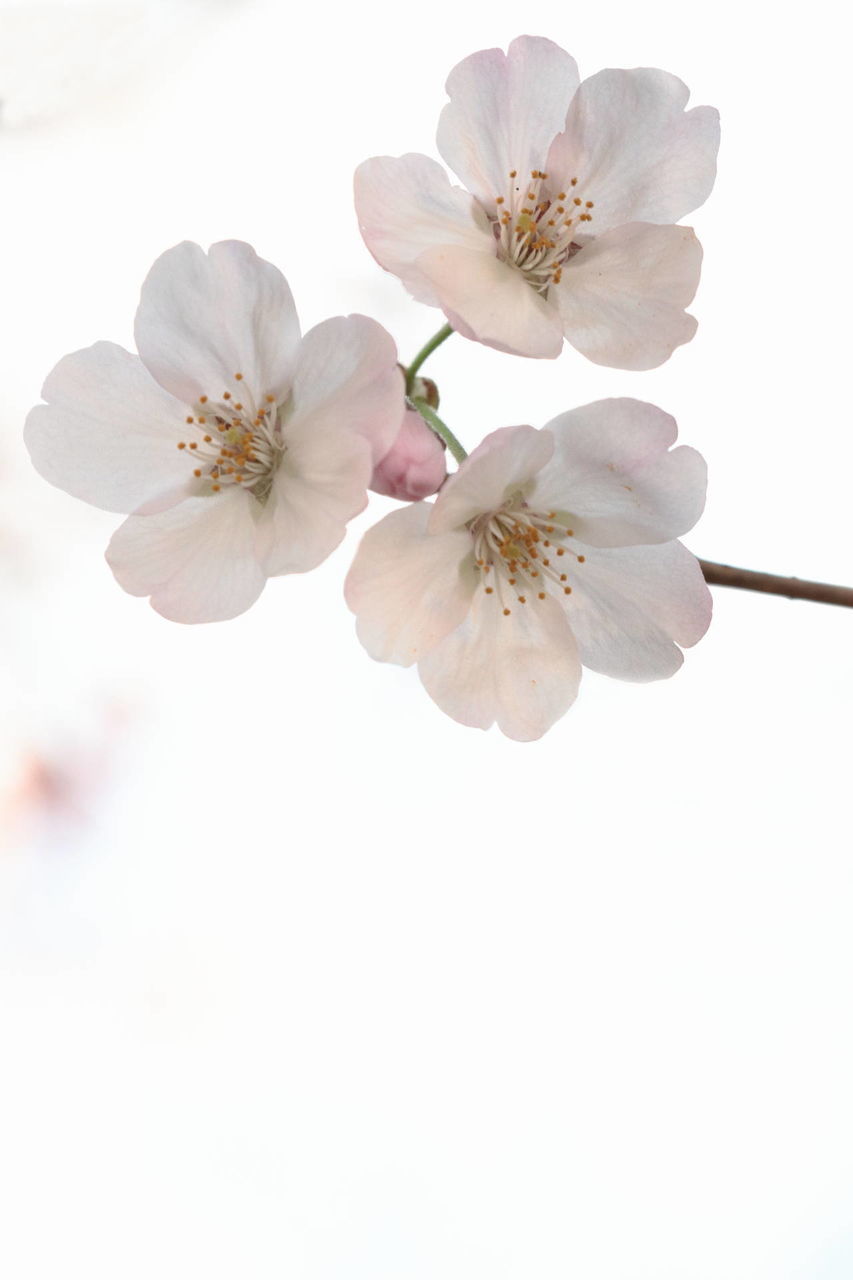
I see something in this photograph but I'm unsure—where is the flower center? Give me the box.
[470,500,586,616]
[492,168,595,292]
[175,371,283,502]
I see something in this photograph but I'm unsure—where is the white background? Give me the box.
[1,1,852,1276]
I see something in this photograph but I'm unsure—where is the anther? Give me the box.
[185,416,194,424]
[577,555,585,563]
[177,442,186,450]
[199,395,208,404]
[485,587,493,594]
[538,592,546,600]
[193,468,201,477]
[518,596,526,604]
[223,391,231,400]
[563,586,572,594]
[503,608,511,616]
[235,372,243,380]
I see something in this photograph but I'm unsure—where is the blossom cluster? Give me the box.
[25,35,719,740]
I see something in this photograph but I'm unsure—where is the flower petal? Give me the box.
[257,425,373,577]
[437,36,580,209]
[429,425,553,534]
[555,222,702,369]
[354,154,492,305]
[416,244,564,358]
[287,314,404,464]
[546,68,720,234]
[134,240,301,405]
[562,539,712,680]
[24,341,192,515]
[419,589,581,741]
[370,408,448,502]
[345,502,476,667]
[532,399,707,545]
[106,489,266,623]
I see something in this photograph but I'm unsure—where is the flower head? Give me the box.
[355,36,719,368]
[370,404,447,502]
[345,399,711,740]
[25,241,405,622]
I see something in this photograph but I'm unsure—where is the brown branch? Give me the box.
[700,560,853,608]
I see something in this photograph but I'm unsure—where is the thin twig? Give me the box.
[700,560,853,608]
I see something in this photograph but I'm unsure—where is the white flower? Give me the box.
[345,400,712,741]
[25,241,404,622]
[355,36,719,368]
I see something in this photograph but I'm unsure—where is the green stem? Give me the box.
[410,397,468,466]
[405,323,454,393]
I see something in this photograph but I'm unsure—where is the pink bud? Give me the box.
[370,408,447,501]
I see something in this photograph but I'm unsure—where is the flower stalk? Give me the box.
[408,397,468,465]
[404,323,454,393]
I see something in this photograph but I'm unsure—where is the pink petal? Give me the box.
[24,341,191,515]
[370,408,447,502]
[257,424,373,577]
[287,314,405,465]
[354,154,492,306]
[532,399,707,545]
[134,240,302,406]
[418,588,581,741]
[416,244,564,358]
[560,539,712,680]
[555,222,702,369]
[429,425,553,534]
[437,36,580,209]
[546,68,720,234]
[106,489,266,623]
[345,502,476,667]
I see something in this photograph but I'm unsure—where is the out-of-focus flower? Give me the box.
[355,36,719,368]
[346,399,711,741]
[371,405,447,501]
[25,241,404,623]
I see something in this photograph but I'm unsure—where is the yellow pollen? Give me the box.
[189,442,198,450]
[234,403,243,410]
[265,395,275,403]
[204,435,212,443]
[235,372,243,380]
[177,442,186,450]
[211,483,220,492]
[199,395,208,404]
[185,416,193,424]
[574,197,582,206]
[538,592,546,600]
[223,391,231,400]
[193,468,201,477]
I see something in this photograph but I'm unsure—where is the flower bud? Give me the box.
[370,407,447,501]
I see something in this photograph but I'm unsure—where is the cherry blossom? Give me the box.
[345,399,712,740]
[371,405,447,501]
[25,241,404,622]
[355,36,719,367]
